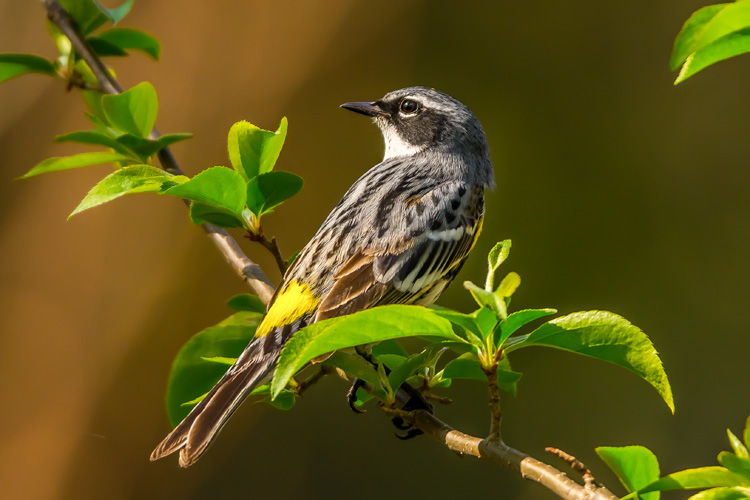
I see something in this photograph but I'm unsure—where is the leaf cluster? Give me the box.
[167,241,674,422]
[598,416,750,499]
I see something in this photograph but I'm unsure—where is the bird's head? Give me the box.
[341,87,490,163]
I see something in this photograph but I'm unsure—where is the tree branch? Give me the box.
[483,362,503,442]
[406,409,619,500]
[43,0,276,304]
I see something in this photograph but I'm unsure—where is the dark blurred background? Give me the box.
[2,1,749,499]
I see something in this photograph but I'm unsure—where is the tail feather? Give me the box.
[150,337,278,467]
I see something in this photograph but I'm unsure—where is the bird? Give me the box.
[150,86,495,467]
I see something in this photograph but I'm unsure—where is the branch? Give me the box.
[247,232,288,276]
[406,409,619,500]
[483,362,503,441]
[43,0,276,304]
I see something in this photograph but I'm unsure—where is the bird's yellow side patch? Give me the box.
[468,216,484,253]
[254,280,319,337]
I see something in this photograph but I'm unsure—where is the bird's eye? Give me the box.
[399,99,420,114]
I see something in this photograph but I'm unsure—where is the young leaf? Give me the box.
[506,310,674,413]
[638,467,750,494]
[69,165,185,217]
[496,271,521,298]
[671,3,731,70]
[596,446,660,500]
[246,171,304,215]
[93,0,134,25]
[165,311,260,426]
[388,349,430,394]
[464,280,506,319]
[745,415,750,451]
[271,305,462,398]
[730,430,750,460]
[486,239,511,290]
[55,130,134,156]
[226,294,266,313]
[162,167,247,218]
[91,28,161,60]
[102,81,158,138]
[227,118,288,180]
[0,54,56,84]
[495,308,557,347]
[497,357,522,396]
[19,151,131,179]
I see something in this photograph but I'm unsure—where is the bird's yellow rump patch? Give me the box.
[254,280,319,337]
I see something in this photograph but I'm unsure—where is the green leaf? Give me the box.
[19,151,131,179]
[676,29,750,84]
[442,354,485,381]
[81,90,109,126]
[87,38,128,57]
[246,170,304,215]
[163,167,247,218]
[465,280,506,319]
[372,339,408,358]
[188,203,245,228]
[496,308,557,347]
[388,349,431,394]
[102,81,158,138]
[719,453,750,479]
[60,0,108,35]
[226,294,266,313]
[69,165,183,217]
[639,467,750,494]
[263,390,295,410]
[116,132,193,158]
[227,118,288,180]
[201,356,236,366]
[745,415,750,451]
[93,0,134,25]
[0,54,56,84]
[506,310,674,413]
[91,28,160,60]
[730,430,750,460]
[165,311,260,426]
[671,3,731,70]
[55,130,134,156]
[689,487,750,500]
[671,1,750,83]
[597,446,660,500]
[271,305,462,398]
[496,356,522,396]
[486,240,512,291]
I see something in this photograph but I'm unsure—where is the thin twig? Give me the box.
[43,0,276,304]
[546,447,598,489]
[295,365,332,396]
[247,232,288,276]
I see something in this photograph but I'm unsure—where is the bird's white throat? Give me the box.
[379,121,425,160]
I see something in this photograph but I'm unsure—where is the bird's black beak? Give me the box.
[340,101,385,117]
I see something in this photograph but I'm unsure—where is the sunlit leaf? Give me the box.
[246,170,303,215]
[227,117,288,181]
[729,430,750,460]
[688,487,750,500]
[69,164,185,217]
[596,446,660,500]
[719,453,750,479]
[0,54,56,84]
[19,151,131,179]
[102,81,158,138]
[271,305,462,398]
[639,467,750,494]
[496,308,557,347]
[485,239,511,290]
[506,310,674,413]
[163,167,247,218]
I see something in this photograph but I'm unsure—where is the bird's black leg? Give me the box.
[346,377,366,413]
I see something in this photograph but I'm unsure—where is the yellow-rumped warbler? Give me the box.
[151,87,495,467]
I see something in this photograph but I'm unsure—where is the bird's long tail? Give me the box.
[150,335,280,467]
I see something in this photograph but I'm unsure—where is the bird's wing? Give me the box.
[315,182,483,321]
